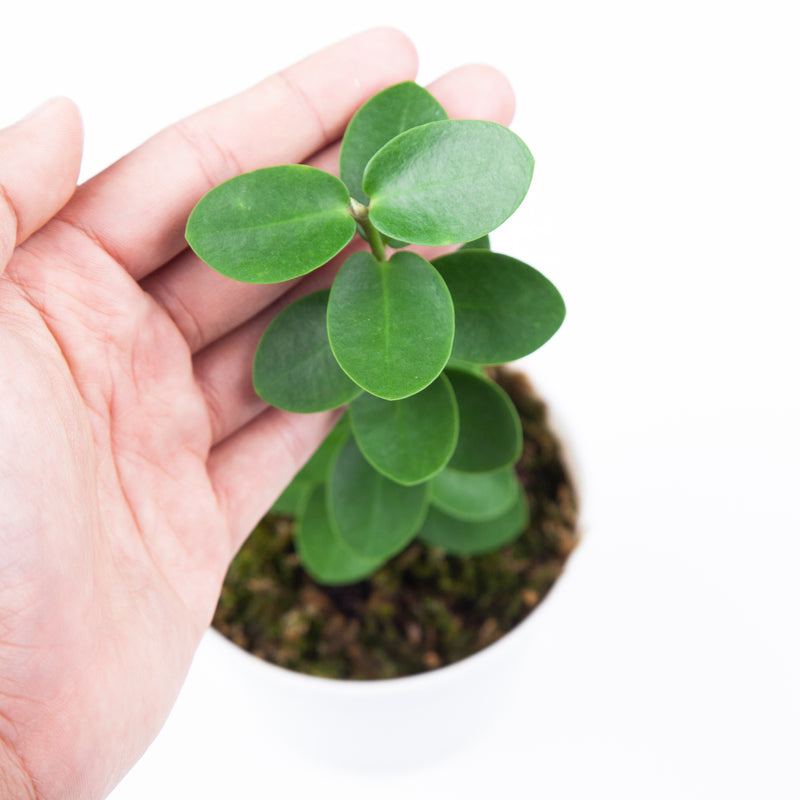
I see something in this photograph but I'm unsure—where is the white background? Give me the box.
[3,1,799,797]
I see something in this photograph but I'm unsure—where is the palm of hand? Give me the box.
[0,216,230,794]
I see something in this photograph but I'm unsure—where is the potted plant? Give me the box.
[185,81,578,765]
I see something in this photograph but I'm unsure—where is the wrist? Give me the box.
[0,737,35,800]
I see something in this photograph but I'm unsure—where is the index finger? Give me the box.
[58,28,418,281]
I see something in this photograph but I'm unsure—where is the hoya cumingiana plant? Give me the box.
[186,82,565,585]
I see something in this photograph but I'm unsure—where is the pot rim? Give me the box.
[207,557,574,695]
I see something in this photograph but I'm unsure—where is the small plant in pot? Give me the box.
[185,81,577,684]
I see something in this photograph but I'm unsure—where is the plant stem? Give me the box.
[348,198,387,262]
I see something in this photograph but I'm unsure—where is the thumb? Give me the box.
[0,97,83,273]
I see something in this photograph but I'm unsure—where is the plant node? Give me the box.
[348,197,387,262]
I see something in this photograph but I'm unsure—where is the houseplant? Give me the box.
[185,81,577,723]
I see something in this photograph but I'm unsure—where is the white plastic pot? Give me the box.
[205,573,569,771]
[205,384,580,772]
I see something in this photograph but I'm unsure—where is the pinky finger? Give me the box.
[208,405,342,557]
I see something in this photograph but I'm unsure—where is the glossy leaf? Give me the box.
[430,465,519,521]
[329,437,429,560]
[417,484,529,555]
[340,81,446,206]
[364,120,533,246]
[185,165,355,283]
[327,250,454,400]
[446,368,522,472]
[434,250,566,364]
[253,290,362,412]
[296,486,385,585]
[349,374,458,485]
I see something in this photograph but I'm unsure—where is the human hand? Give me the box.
[0,29,514,799]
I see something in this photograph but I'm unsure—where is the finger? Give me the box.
[192,257,343,446]
[299,64,516,172]
[209,406,342,557]
[146,64,517,355]
[308,62,517,174]
[427,63,516,124]
[58,28,418,281]
[0,98,83,271]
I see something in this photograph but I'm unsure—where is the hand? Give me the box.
[0,28,514,799]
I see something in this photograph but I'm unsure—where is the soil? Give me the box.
[213,366,579,680]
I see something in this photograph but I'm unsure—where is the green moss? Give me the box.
[213,367,579,680]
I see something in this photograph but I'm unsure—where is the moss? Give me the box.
[213,367,579,680]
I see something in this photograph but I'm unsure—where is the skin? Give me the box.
[0,28,514,799]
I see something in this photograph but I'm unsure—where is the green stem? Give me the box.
[348,198,387,262]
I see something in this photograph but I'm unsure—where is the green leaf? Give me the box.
[327,250,454,400]
[349,374,458,485]
[430,465,519,521]
[340,81,447,206]
[446,368,522,472]
[296,485,385,585]
[434,250,565,364]
[418,484,529,555]
[460,234,491,250]
[329,437,429,560]
[364,120,533,246]
[185,165,356,283]
[253,290,362,412]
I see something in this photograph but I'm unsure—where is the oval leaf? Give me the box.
[349,374,458,485]
[330,437,429,560]
[253,290,362,412]
[418,484,529,555]
[430,465,519,521]
[364,120,533,246]
[340,81,447,206]
[434,250,566,364]
[186,165,355,283]
[328,250,454,400]
[446,368,522,472]
[296,485,385,585]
